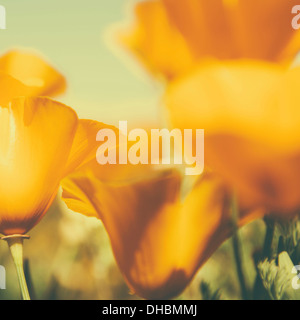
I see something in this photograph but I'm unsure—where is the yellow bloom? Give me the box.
[0,74,114,235]
[120,0,194,80]
[165,61,300,214]
[61,162,261,299]
[121,0,300,80]
[121,0,300,215]
[0,50,66,96]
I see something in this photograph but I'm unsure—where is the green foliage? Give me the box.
[199,281,222,300]
[258,251,300,300]
[275,218,300,259]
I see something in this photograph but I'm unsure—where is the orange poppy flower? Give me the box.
[61,161,261,299]
[120,0,300,215]
[165,60,300,214]
[120,0,300,80]
[0,74,114,235]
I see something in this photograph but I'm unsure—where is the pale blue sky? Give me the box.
[0,0,162,126]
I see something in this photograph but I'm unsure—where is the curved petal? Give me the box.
[162,0,237,59]
[0,50,67,97]
[205,135,300,214]
[0,97,78,235]
[162,0,300,61]
[0,72,31,106]
[165,60,300,150]
[119,0,195,80]
[120,0,300,79]
[61,164,262,299]
[63,120,119,176]
[165,60,280,140]
[165,61,300,212]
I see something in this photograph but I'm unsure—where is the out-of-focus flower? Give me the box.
[120,0,300,215]
[0,50,66,96]
[61,163,261,299]
[0,74,115,235]
[120,0,300,80]
[165,61,300,214]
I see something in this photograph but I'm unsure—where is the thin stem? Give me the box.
[252,216,276,299]
[3,235,30,300]
[24,259,36,300]
[232,233,249,300]
[262,217,275,260]
[231,194,249,300]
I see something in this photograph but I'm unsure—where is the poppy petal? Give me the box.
[0,50,67,97]
[0,97,78,234]
[61,166,243,299]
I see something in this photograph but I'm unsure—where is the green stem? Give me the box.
[231,194,249,300]
[252,216,276,299]
[262,217,275,260]
[5,236,30,300]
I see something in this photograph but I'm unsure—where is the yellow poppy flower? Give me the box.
[0,50,66,96]
[0,74,114,235]
[61,162,261,299]
[120,0,300,80]
[165,60,300,214]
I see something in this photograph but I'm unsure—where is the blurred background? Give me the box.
[0,0,266,299]
[0,0,163,125]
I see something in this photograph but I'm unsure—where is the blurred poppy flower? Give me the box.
[120,0,300,215]
[165,60,300,214]
[0,74,114,235]
[61,162,261,299]
[120,0,300,80]
[0,50,66,97]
